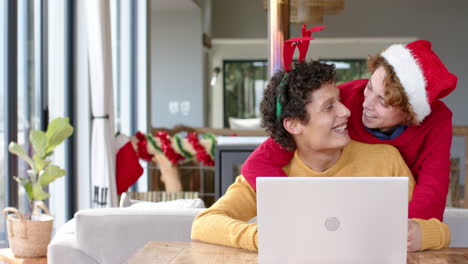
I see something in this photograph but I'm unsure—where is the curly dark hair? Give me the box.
[261,60,336,151]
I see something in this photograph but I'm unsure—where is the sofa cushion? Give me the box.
[129,198,205,209]
[48,219,99,264]
[120,192,206,209]
[228,117,261,130]
[75,207,204,264]
[444,207,468,247]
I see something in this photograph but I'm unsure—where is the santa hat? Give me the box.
[380,40,457,122]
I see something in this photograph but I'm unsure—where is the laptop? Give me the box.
[257,177,409,264]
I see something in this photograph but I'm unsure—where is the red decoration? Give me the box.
[154,131,184,164]
[136,131,154,161]
[187,132,215,166]
[283,25,326,71]
[116,141,144,195]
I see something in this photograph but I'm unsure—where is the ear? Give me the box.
[283,117,303,135]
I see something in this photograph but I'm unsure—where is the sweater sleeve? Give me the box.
[409,109,452,221]
[391,142,452,251]
[241,137,294,190]
[412,218,451,250]
[191,176,259,251]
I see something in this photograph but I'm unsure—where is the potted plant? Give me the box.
[2,117,73,258]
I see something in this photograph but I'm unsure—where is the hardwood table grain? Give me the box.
[127,241,468,264]
[407,247,468,264]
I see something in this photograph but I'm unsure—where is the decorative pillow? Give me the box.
[228,117,261,130]
[119,192,206,209]
[129,198,206,209]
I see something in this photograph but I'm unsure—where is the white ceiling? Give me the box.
[151,0,199,11]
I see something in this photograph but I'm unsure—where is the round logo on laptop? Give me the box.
[324,217,340,231]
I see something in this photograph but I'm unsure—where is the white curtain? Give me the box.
[85,0,117,207]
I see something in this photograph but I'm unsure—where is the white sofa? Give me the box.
[48,207,468,264]
[443,208,468,247]
[47,207,204,264]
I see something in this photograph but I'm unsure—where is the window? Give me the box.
[0,0,47,247]
[47,0,74,224]
[222,59,369,128]
[110,0,148,192]
[320,59,370,85]
[0,0,6,248]
[223,60,267,128]
[17,0,46,215]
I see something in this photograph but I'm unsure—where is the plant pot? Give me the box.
[2,202,53,258]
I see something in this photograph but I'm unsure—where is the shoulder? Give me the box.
[338,79,368,92]
[342,141,409,176]
[234,175,256,193]
[426,100,452,121]
[347,140,401,159]
[416,100,452,134]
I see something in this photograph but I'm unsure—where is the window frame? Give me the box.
[222,59,268,128]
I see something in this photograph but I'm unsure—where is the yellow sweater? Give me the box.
[191,140,450,251]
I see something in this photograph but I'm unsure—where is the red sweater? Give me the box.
[242,79,452,221]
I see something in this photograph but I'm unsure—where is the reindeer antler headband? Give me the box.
[276,25,326,117]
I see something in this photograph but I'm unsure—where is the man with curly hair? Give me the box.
[191,60,450,252]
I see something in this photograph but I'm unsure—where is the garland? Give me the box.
[135,131,154,161]
[174,134,193,159]
[133,131,216,167]
[187,132,215,166]
[154,131,185,164]
[146,133,162,153]
[203,133,216,159]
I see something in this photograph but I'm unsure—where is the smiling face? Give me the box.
[362,66,408,132]
[286,82,351,152]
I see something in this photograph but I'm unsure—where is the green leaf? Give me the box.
[8,142,35,170]
[14,176,29,186]
[39,165,66,187]
[31,183,50,201]
[33,154,50,172]
[26,169,39,184]
[45,117,74,154]
[30,130,47,158]
[14,176,33,200]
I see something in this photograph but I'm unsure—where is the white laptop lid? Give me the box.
[257,177,408,264]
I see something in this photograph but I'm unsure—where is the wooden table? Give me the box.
[0,249,47,264]
[408,248,468,263]
[128,242,257,264]
[128,241,468,264]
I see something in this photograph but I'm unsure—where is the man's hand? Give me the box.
[407,219,422,252]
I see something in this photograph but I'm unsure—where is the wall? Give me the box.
[212,0,267,38]
[150,4,204,128]
[210,39,268,128]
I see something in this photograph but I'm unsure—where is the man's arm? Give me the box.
[191,176,259,251]
[410,218,450,251]
[409,117,451,221]
[241,137,293,190]
[391,147,451,251]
